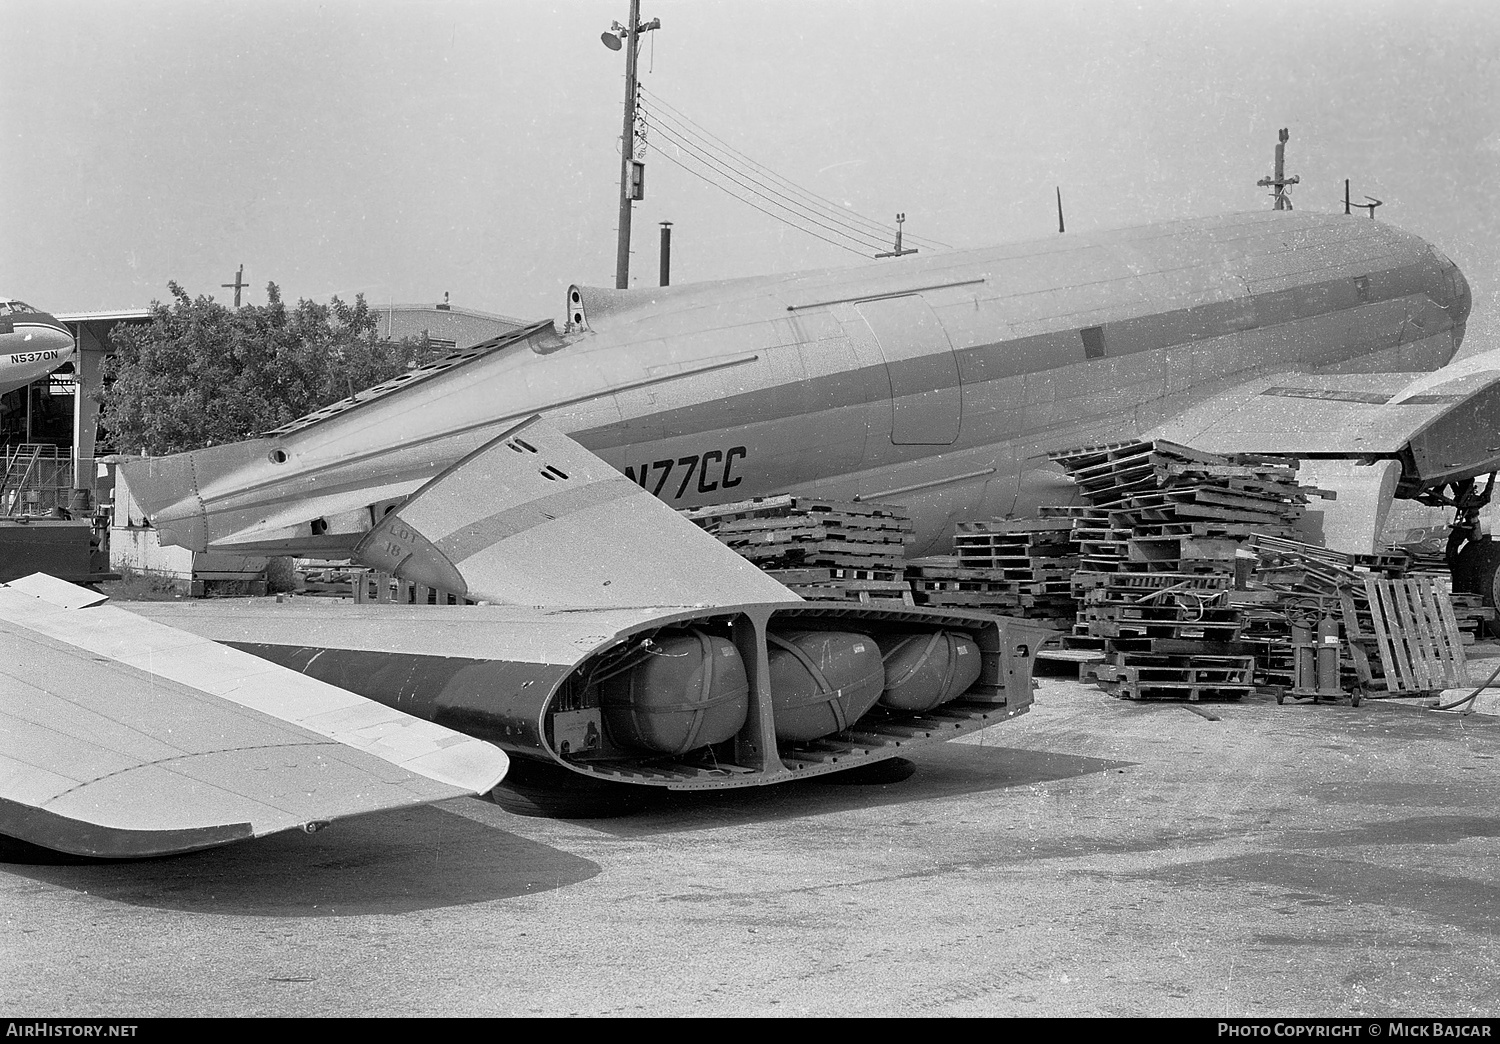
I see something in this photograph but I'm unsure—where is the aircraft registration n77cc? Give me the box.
[8,209,1500,858]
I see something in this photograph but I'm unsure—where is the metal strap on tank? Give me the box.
[767,632,849,733]
[883,631,962,706]
[681,629,713,754]
[882,632,939,689]
[614,630,744,754]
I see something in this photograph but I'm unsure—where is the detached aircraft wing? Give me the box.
[0,573,509,858]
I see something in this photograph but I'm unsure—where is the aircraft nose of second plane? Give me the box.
[27,316,75,360]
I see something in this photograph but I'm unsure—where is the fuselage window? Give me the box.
[1080,325,1106,359]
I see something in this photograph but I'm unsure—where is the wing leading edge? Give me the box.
[0,574,509,858]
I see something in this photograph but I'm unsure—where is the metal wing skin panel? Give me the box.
[1149,352,1500,490]
[1150,372,1430,454]
[0,580,509,858]
[352,416,800,607]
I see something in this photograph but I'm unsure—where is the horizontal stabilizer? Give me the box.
[0,576,509,858]
[353,416,800,607]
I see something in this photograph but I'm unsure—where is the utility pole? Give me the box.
[605,1,660,289]
[221,264,247,307]
[875,214,918,258]
[1256,128,1299,211]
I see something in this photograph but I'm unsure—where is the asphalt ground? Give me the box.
[3,670,1498,1018]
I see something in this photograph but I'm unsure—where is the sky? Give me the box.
[3,0,1499,343]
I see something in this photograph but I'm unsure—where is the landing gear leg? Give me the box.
[1444,473,1500,635]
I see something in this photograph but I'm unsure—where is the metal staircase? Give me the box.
[0,444,66,515]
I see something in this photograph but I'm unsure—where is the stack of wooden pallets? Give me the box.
[1248,534,1408,590]
[1075,573,1256,700]
[1240,534,1474,699]
[1042,440,1319,701]
[1239,533,1404,694]
[682,495,915,604]
[1056,440,1311,571]
[905,517,1078,627]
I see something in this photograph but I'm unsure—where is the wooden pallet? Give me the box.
[1341,577,1468,694]
[766,566,903,583]
[1095,653,1256,701]
[787,582,915,606]
[1105,681,1253,702]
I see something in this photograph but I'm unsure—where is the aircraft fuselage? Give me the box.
[127,210,1472,557]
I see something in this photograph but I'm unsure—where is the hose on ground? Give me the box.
[1432,657,1500,712]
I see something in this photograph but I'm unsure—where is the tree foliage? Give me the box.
[103,282,433,455]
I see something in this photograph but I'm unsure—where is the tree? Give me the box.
[103,282,434,455]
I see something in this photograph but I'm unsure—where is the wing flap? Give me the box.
[352,415,799,607]
[0,577,509,857]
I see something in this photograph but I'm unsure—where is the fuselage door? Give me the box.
[855,295,961,445]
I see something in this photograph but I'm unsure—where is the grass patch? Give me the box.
[101,567,186,602]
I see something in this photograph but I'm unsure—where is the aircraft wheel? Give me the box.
[488,762,663,819]
[1452,538,1500,636]
[813,756,917,786]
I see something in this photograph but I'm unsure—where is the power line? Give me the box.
[639,86,952,251]
[646,144,879,258]
[641,99,894,245]
[640,87,941,245]
[642,109,893,251]
[646,121,891,252]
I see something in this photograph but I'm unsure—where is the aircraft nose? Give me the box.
[35,322,76,359]
[1448,258,1473,328]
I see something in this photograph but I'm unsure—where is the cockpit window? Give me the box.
[0,301,36,316]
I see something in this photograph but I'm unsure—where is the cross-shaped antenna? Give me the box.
[876,213,919,258]
[221,264,247,308]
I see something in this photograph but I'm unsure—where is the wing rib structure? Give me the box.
[0,574,509,858]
